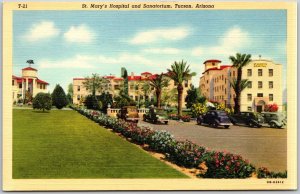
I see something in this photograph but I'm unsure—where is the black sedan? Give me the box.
[229,111,261,128]
[197,110,232,129]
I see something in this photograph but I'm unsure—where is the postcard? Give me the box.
[2,1,297,191]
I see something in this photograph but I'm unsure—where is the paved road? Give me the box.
[138,120,287,172]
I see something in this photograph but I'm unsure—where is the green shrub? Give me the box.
[84,95,101,110]
[51,84,68,109]
[33,92,52,112]
[257,167,287,178]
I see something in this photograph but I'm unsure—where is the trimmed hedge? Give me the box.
[71,106,286,179]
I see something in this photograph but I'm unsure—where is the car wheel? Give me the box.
[248,122,254,128]
[196,118,202,125]
[213,122,218,128]
[270,122,276,128]
[224,125,230,129]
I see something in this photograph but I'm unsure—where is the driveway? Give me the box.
[138,120,287,172]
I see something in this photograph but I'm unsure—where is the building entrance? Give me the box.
[256,105,263,113]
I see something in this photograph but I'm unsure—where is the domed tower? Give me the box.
[203,59,222,70]
[21,66,38,96]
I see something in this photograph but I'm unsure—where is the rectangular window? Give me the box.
[247,94,252,101]
[135,96,138,101]
[77,86,80,91]
[40,84,42,89]
[269,69,273,77]
[222,75,224,80]
[12,80,15,86]
[247,106,252,111]
[258,81,263,89]
[43,85,45,89]
[248,81,252,88]
[19,83,22,89]
[257,93,263,97]
[225,88,227,94]
[247,69,252,76]
[269,81,273,89]
[233,71,235,76]
[258,69,263,76]
[269,94,274,101]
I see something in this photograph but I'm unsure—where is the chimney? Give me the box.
[131,72,134,78]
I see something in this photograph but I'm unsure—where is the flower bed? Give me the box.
[70,106,286,179]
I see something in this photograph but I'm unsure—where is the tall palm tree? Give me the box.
[229,53,252,114]
[167,60,196,116]
[149,73,169,108]
[230,78,250,100]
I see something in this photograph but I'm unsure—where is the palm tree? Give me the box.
[83,73,108,97]
[229,53,252,114]
[230,78,250,101]
[149,73,169,108]
[167,60,196,116]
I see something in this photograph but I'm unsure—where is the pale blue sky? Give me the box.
[13,10,286,92]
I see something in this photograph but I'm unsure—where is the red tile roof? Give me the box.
[22,67,37,71]
[203,65,232,74]
[12,75,48,84]
[103,75,115,79]
[141,72,152,75]
[203,59,222,64]
[37,79,49,85]
[128,76,142,81]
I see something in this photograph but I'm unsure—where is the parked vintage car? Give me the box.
[143,107,169,124]
[258,112,287,128]
[117,106,139,123]
[197,110,232,128]
[229,111,262,128]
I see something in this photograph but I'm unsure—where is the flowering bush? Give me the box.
[215,103,234,115]
[149,130,176,153]
[264,103,279,112]
[70,105,283,179]
[191,103,208,117]
[180,115,191,122]
[167,140,205,168]
[257,167,287,178]
[200,151,255,178]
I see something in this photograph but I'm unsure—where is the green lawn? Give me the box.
[13,109,187,178]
